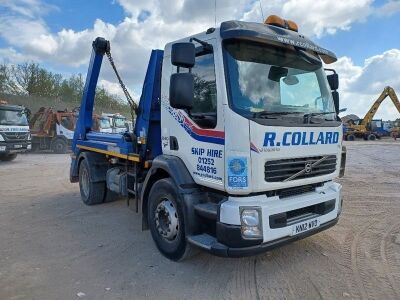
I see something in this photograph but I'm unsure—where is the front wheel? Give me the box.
[147,178,192,261]
[0,153,17,161]
[367,134,376,141]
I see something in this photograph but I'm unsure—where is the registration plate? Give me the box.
[14,144,22,149]
[292,218,320,236]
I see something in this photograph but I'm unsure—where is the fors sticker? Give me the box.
[227,157,248,189]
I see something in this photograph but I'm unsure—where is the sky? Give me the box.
[0,0,399,120]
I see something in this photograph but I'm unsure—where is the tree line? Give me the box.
[0,62,130,111]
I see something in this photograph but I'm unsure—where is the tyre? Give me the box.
[51,138,67,154]
[147,178,193,261]
[79,159,105,205]
[347,134,355,141]
[0,153,17,161]
[367,134,376,141]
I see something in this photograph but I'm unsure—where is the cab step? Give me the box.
[194,203,218,220]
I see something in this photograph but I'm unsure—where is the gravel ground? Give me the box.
[1,140,400,300]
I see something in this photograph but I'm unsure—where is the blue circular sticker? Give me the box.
[229,158,245,175]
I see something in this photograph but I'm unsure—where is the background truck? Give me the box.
[102,113,128,134]
[29,107,76,153]
[0,100,31,161]
[92,114,113,133]
[70,15,346,261]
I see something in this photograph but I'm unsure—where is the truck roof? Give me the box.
[165,20,336,64]
[0,104,25,111]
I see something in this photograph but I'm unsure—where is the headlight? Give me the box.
[28,133,32,140]
[0,134,4,141]
[240,207,263,239]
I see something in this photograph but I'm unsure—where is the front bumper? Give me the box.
[188,217,338,257]
[188,181,342,257]
[0,141,31,153]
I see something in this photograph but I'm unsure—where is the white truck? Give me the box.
[102,113,128,134]
[0,102,31,161]
[92,114,113,133]
[70,15,346,261]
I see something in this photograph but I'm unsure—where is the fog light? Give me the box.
[240,207,263,239]
[0,146,6,151]
[27,144,32,150]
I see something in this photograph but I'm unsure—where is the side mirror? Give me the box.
[171,42,195,68]
[169,73,194,109]
[332,90,339,114]
[327,73,339,90]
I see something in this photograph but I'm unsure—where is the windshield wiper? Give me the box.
[303,111,337,124]
[252,111,301,119]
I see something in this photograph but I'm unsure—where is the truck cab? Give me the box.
[70,16,345,260]
[0,102,31,161]
[102,113,127,134]
[92,114,113,133]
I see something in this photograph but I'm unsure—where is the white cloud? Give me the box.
[332,49,400,120]
[98,79,139,102]
[0,47,35,63]
[0,0,399,120]
[243,0,373,37]
[0,0,57,18]
[375,0,400,16]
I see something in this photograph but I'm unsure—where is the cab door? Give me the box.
[161,38,225,191]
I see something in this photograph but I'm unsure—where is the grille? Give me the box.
[2,132,29,142]
[266,183,323,199]
[265,155,337,182]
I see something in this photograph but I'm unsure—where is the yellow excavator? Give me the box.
[344,86,400,140]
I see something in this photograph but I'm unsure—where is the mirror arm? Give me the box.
[189,37,213,52]
[324,68,337,75]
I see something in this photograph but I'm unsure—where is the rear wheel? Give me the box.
[347,134,355,141]
[148,178,193,261]
[79,159,105,205]
[0,153,17,161]
[51,138,67,154]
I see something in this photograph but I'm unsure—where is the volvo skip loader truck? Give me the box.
[70,15,346,261]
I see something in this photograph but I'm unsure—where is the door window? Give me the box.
[190,51,217,128]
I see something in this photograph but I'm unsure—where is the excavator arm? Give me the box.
[360,86,400,126]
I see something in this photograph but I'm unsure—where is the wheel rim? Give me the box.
[155,199,179,241]
[81,167,90,198]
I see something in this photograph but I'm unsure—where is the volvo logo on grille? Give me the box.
[304,162,313,173]
[282,156,332,182]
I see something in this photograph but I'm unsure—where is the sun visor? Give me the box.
[220,21,337,64]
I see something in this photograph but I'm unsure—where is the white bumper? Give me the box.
[220,181,342,243]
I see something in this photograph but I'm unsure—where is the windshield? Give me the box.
[60,116,75,131]
[223,40,336,122]
[114,117,126,128]
[100,118,111,129]
[0,109,28,126]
